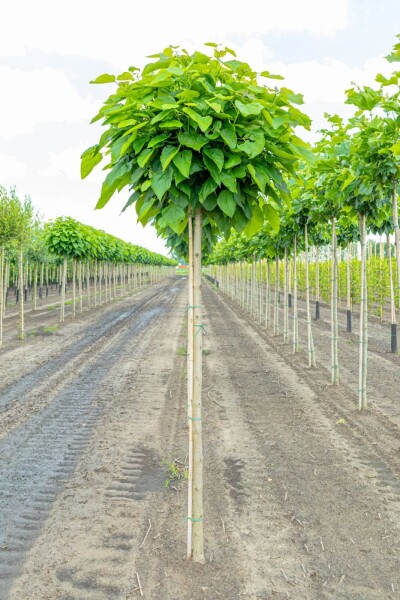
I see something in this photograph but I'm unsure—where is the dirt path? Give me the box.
[1,277,400,599]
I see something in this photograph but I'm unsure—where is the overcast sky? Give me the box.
[0,0,398,255]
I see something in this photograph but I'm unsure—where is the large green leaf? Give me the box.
[263,204,280,233]
[162,204,186,234]
[219,123,237,149]
[173,150,192,178]
[204,147,224,171]
[160,145,179,170]
[220,171,237,193]
[217,190,236,217]
[235,100,263,116]
[247,164,268,193]
[96,162,132,209]
[238,131,265,158]
[81,146,102,179]
[182,107,213,132]
[90,73,116,84]
[203,155,221,185]
[243,203,264,236]
[151,166,174,200]
[199,178,218,204]
[178,132,208,151]
[137,148,154,168]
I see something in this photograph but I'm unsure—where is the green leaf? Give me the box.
[243,203,264,236]
[217,190,236,218]
[199,178,218,204]
[81,145,102,179]
[160,145,179,170]
[247,164,268,193]
[162,204,186,234]
[96,162,132,209]
[263,204,280,233]
[116,71,133,81]
[203,155,221,185]
[220,171,237,193]
[225,154,241,169]
[204,147,224,171]
[148,133,170,148]
[172,150,192,179]
[178,132,208,151]
[238,131,265,158]
[90,73,116,84]
[235,100,263,116]
[202,192,218,211]
[137,148,154,168]
[159,120,184,128]
[219,123,237,149]
[390,140,400,155]
[151,166,174,200]
[137,196,157,223]
[260,71,284,80]
[150,110,173,125]
[182,107,212,132]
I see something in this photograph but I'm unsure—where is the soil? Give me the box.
[1,275,400,599]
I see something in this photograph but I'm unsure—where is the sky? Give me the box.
[0,0,399,255]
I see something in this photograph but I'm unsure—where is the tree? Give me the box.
[82,43,312,562]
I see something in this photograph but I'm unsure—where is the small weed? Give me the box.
[162,459,188,488]
[43,325,58,334]
[177,346,187,356]
[202,348,211,356]
[27,329,37,337]
[336,417,346,425]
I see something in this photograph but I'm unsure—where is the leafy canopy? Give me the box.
[81,44,312,242]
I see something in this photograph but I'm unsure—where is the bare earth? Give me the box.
[1,276,400,599]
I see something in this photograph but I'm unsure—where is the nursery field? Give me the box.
[1,274,400,599]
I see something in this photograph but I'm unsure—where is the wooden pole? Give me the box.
[305,224,316,367]
[359,214,368,409]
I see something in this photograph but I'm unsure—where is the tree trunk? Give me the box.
[0,246,4,346]
[18,246,25,339]
[273,255,279,336]
[315,245,320,320]
[187,212,194,559]
[292,237,299,353]
[331,219,339,384]
[33,264,38,311]
[359,214,368,409]
[387,233,397,353]
[346,243,352,333]
[305,224,316,367]
[191,208,204,563]
[60,257,67,322]
[283,249,289,343]
[72,259,76,318]
[392,180,400,310]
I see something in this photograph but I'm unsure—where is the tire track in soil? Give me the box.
[202,282,400,599]
[0,279,178,439]
[0,278,183,599]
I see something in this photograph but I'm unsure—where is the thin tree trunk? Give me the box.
[392,180,400,310]
[0,246,4,346]
[305,224,316,367]
[273,255,279,336]
[192,208,204,563]
[359,214,368,409]
[60,257,67,322]
[331,219,339,384]
[293,238,299,353]
[33,264,38,311]
[315,245,320,319]
[187,212,194,559]
[283,249,289,343]
[387,233,397,353]
[18,246,25,339]
[346,243,352,332]
[72,259,76,318]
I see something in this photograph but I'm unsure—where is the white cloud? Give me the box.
[0,153,27,181]
[39,144,104,183]
[0,65,97,139]
[0,0,350,67]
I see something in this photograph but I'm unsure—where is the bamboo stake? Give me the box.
[283,249,289,343]
[292,237,299,353]
[387,233,397,353]
[187,212,194,559]
[273,255,279,336]
[359,214,368,409]
[305,224,316,367]
[18,246,25,339]
[331,220,339,384]
[191,209,204,563]
[60,257,67,323]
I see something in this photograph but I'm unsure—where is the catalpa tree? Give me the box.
[81,43,313,563]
